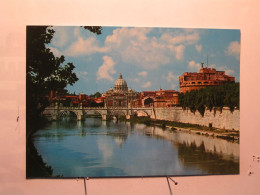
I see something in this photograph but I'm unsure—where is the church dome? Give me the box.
[114,73,128,92]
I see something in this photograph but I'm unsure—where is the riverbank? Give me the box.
[127,117,239,143]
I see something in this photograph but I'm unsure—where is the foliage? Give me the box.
[83,26,102,35]
[177,142,239,174]
[130,116,205,129]
[26,124,53,178]
[26,25,102,178]
[26,26,77,129]
[178,82,239,116]
[90,101,104,107]
[26,26,102,130]
[89,92,102,98]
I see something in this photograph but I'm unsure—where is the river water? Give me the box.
[33,118,239,177]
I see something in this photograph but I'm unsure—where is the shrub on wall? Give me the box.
[178,82,239,116]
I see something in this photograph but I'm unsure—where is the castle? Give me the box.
[179,63,235,93]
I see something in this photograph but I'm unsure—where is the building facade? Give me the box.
[135,89,179,107]
[102,74,139,107]
[179,63,235,93]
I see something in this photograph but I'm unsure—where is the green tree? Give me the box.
[90,92,102,98]
[178,82,239,116]
[205,88,214,111]
[83,26,102,35]
[26,26,102,130]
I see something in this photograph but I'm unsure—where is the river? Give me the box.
[33,117,239,177]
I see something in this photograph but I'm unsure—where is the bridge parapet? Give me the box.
[45,106,153,110]
[43,106,155,121]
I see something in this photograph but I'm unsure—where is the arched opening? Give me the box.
[84,110,102,118]
[144,97,154,107]
[109,111,126,121]
[59,110,78,121]
[132,110,150,124]
[134,110,149,117]
[83,110,103,128]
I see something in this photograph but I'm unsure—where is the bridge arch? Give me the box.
[109,110,127,119]
[83,110,103,117]
[133,110,150,117]
[59,110,78,119]
[43,106,154,121]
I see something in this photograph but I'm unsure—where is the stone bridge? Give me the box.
[43,104,155,121]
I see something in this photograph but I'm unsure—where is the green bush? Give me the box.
[179,82,239,116]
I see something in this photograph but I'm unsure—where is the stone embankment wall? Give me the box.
[152,107,240,131]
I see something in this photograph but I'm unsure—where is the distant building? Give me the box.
[77,92,93,107]
[179,63,235,93]
[93,97,106,104]
[137,89,179,107]
[102,74,139,107]
[48,91,104,107]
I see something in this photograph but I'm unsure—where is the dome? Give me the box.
[114,73,128,92]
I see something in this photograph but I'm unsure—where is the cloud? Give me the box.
[188,60,201,71]
[103,27,200,69]
[218,66,235,76]
[195,44,202,53]
[97,138,114,161]
[208,64,216,68]
[160,30,200,60]
[134,78,140,82]
[163,72,178,82]
[74,27,81,37]
[48,47,62,57]
[52,27,69,47]
[76,71,88,81]
[105,27,169,69]
[60,27,201,70]
[105,27,152,47]
[160,30,200,45]
[96,56,116,81]
[65,36,108,57]
[174,45,185,60]
[225,41,240,60]
[225,69,235,75]
[138,71,147,77]
[129,78,140,83]
[81,71,88,75]
[171,84,176,89]
[142,81,151,88]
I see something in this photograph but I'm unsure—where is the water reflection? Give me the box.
[127,122,239,159]
[33,118,239,177]
[177,141,239,174]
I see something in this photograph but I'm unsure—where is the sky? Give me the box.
[46,26,240,95]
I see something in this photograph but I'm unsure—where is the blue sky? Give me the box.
[47,26,240,95]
